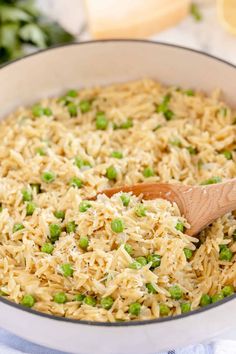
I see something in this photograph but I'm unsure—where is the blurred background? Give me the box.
[0,0,236,65]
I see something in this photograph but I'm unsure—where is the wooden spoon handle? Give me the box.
[185,179,236,235]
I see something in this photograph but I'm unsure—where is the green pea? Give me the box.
[200,176,222,185]
[129,302,141,316]
[101,296,114,310]
[135,204,147,217]
[75,157,91,169]
[35,147,46,156]
[84,296,96,307]
[53,292,67,304]
[30,183,41,194]
[184,248,193,260]
[41,242,54,254]
[200,294,212,307]
[111,218,124,233]
[111,151,123,159]
[13,223,24,233]
[66,89,77,97]
[21,188,32,202]
[74,294,85,302]
[146,283,157,294]
[68,103,78,117]
[44,107,52,116]
[181,302,191,313]
[120,118,133,129]
[49,224,62,242]
[106,166,117,180]
[42,171,55,183]
[61,263,74,277]
[222,150,232,160]
[147,254,161,268]
[175,222,185,232]
[26,202,36,216]
[66,221,76,233]
[79,201,92,212]
[157,94,174,121]
[136,256,147,267]
[124,243,133,255]
[70,177,83,188]
[222,285,234,297]
[120,193,130,207]
[21,294,35,307]
[129,261,142,270]
[219,245,233,261]
[212,293,224,303]
[96,112,108,130]
[169,285,183,300]
[79,236,89,250]
[79,100,91,113]
[143,167,155,178]
[159,304,170,316]
[187,146,197,155]
[54,210,65,220]
[32,105,44,117]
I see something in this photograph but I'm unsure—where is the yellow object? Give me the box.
[85,0,190,39]
[218,0,236,35]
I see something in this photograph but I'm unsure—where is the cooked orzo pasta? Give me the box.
[0,79,236,322]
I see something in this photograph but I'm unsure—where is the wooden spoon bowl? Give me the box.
[99,179,236,236]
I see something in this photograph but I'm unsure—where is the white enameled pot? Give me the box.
[0,40,236,354]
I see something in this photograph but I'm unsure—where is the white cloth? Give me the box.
[0,328,236,354]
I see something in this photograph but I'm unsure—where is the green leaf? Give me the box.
[0,4,32,22]
[1,23,20,50]
[0,47,11,64]
[19,23,47,48]
[16,0,40,17]
[40,22,75,46]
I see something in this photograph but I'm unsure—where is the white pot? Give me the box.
[0,40,236,354]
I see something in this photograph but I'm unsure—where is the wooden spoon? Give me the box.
[99,179,236,236]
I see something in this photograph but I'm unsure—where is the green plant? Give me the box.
[0,0,75,64]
